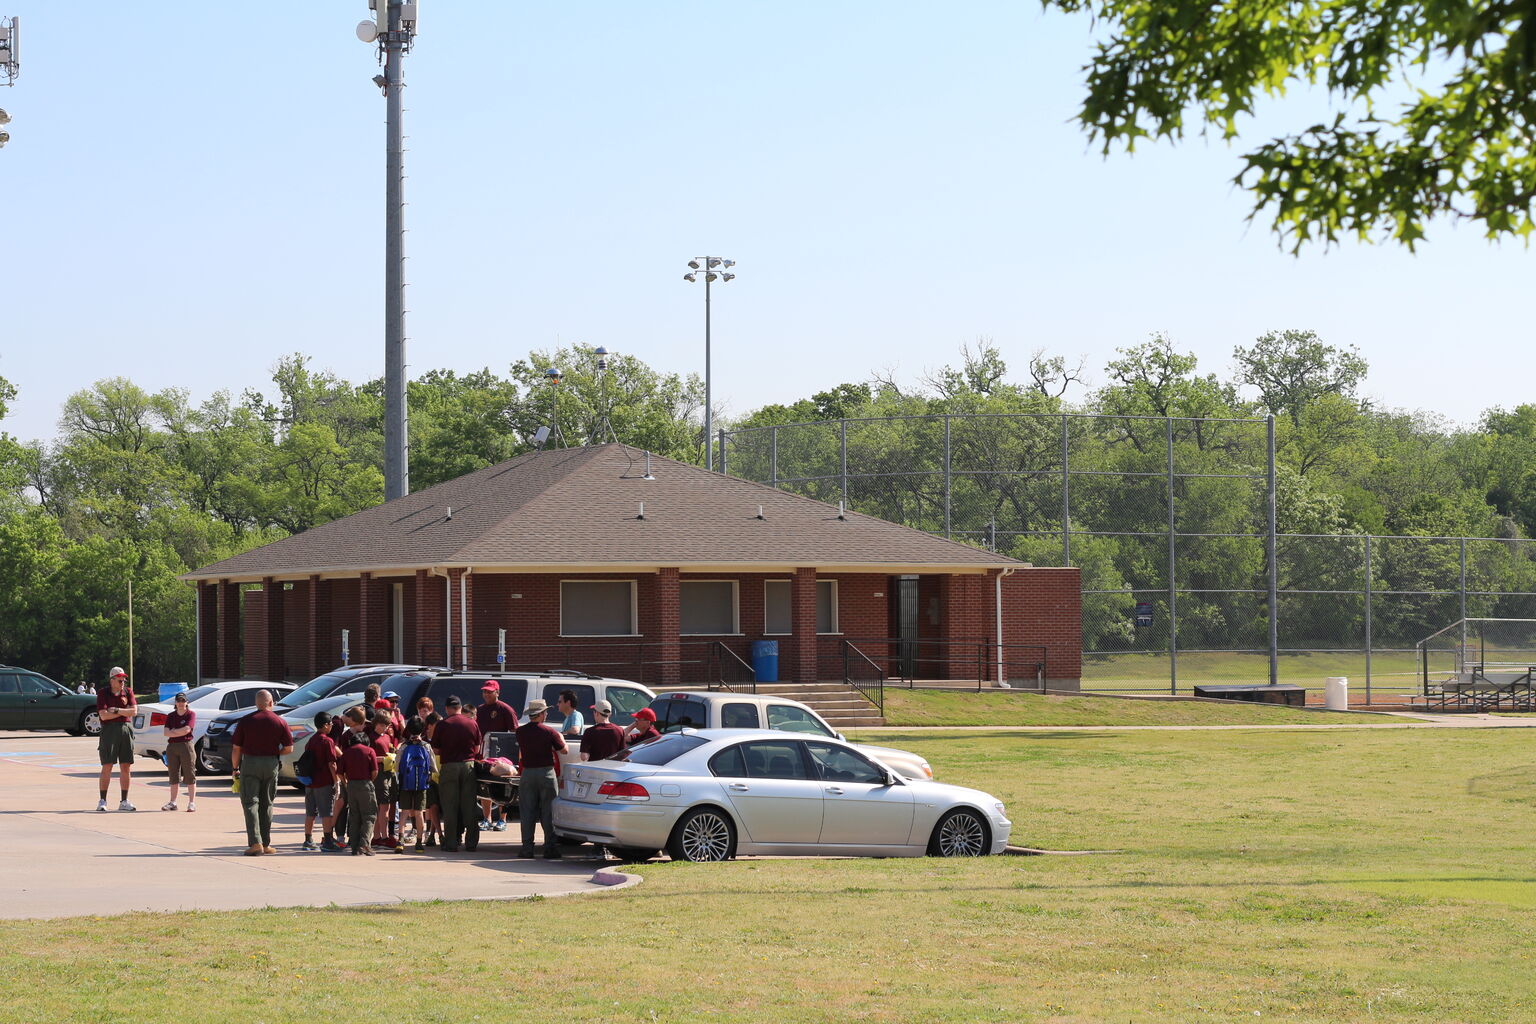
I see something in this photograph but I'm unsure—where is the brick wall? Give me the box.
[1000,568,1082,687]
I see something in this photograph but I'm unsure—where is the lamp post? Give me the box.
[357,2,422,501]
[683,257,735,471]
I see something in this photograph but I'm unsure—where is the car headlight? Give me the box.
[206,723,225,736]
[994,802,1006,816]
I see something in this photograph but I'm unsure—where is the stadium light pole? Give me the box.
[683,257,735,471]
[0,15,21,150]
[357,2,421,501]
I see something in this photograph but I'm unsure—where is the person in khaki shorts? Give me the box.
[161,691,198,812]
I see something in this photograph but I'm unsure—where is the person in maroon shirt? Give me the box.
[302,711,343,852]
[95,667,137,812]
[476,681,518,832]
[231,690,295,856]
[161,692,197,812]
[368,710,398,849]
[432,697,483,852]
[339,710,381,856]
[579,700,628,763]
[625,707,663,747]
[515,699,569,859]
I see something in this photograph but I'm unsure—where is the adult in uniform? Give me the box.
[515,698,569,859]
[231,690,294,855]
[431,696,483,852]
[95,667,137,812]
[579,700,628,762]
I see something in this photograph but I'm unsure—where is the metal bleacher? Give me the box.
[1419,619,1536,712]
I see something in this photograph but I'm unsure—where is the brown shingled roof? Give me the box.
[181,444,1022,581]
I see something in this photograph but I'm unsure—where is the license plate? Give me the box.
[570,781,589,800]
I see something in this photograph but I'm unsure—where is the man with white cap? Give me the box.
[95,666,137,811]
[579,700,627,763]
[514,698,568,858]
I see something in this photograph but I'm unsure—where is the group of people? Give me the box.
[87,666,668,860]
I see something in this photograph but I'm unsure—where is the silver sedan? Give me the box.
[553,729,1010,862]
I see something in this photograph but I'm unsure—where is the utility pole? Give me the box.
[683,258,736,471]
[357,3,421,500]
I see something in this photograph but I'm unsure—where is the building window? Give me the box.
[817,579,839,633]
[764,579,839,634]
[560,580,637,636]
[681,580,739,635]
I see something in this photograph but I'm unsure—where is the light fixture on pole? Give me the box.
[0,15,21,150]
[357,2,422,501]
[541,366,564,448]
[592,346,618,444]
[683,257,736,471]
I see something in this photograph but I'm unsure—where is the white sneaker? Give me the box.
[118,800,136,812]
[186,801,196,813]
[161,801,177,811]
[96,799,107,812]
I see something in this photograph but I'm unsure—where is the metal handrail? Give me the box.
[710,641,757,693]
[841,640,885,716]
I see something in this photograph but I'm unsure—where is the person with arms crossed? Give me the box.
[95,667,137,812]
[161,691,197,811]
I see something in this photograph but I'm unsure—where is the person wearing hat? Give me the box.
[95,667,138,812]
[514,698,569,858]
[625,706,663,748]
[579,700,628,763]
[161,691,198,812]
[430,695,484,852]
[475,681,518,832]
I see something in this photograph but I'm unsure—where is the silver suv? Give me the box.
[647,691,933,781]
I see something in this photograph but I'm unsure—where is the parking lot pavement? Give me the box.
[0,731,623,921]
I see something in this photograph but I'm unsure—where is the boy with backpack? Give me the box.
[395,719,436,853]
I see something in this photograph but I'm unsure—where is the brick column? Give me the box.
[655,567,681,685]
[414,569,443,666]
[217,581,242,679]
[306,575,328,678]
[791,567,818,683]
[262,577,286,682]
[358,572,382,664]
[197,582,218,683]
[942,574,987,681]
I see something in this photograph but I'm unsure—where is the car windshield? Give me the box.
[623,734,709,765]
[180,685,219,703]
[278,671,353,708]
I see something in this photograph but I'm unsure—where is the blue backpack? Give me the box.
[397,740,433,791]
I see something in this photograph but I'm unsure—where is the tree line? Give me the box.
[4,332,1535,682]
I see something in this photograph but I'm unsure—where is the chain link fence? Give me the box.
[719,413,1536,703]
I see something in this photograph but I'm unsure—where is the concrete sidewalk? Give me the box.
[0,732,630,920]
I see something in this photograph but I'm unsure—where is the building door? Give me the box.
[889,575,919,680]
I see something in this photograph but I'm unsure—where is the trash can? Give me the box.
[1324,676,1349,711]
[750,640,779,684]
[158,681,188,702]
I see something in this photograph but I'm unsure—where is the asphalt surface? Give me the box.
[0,731,632,920]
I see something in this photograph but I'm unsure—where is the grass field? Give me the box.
[1082,650,1424,693]
[873,689,1392,727]
[4,727,1535,1023]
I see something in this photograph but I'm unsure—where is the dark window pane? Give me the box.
[721,703,760,729]
[561,581,635,636]
[709,745,748,778]
[742,740,810,780]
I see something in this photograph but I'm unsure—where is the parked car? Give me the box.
[0,666,101,735]
[645,691,934,781]
[201,668,655,780]
[274,693,372,787]
[131,681,295,771]
[553,729,1010,861]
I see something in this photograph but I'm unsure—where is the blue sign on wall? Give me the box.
[1134,602,1154,628]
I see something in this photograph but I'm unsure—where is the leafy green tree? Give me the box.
[1233,330,1368,426]
[1046,0,1536,248]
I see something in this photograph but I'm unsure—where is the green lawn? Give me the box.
[873,688,1392,727]
[1083,649,1424,693]
[5,729,1536,1023]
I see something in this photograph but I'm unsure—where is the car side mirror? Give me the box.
[882,769,899,787]
[836,732,846,742]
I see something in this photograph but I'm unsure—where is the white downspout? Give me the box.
[996,567,1017,687]
[460,566,473,671]
[431,567,451,669]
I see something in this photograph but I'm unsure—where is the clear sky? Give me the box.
[1,2,1529,447]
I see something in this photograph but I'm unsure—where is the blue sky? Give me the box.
[0,2,1529,446]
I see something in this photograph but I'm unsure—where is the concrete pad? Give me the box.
[0,731,635,920]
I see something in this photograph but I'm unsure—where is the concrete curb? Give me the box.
[1004,845,1124,856]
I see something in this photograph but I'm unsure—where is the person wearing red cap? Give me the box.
[95,667,138,812]
[625,706,663,747]
[475,680,517,832]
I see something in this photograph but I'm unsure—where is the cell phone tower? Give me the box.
[356,2,421,501]
[0,16,19,150]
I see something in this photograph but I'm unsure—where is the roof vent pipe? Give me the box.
[446,506,453,520]
[756,505,764,520]
[637,502,646,520]
[643,451,654,480]
[837,501,846,520]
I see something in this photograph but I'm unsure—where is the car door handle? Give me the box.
[728,783,750,791]
[824,786,844,795]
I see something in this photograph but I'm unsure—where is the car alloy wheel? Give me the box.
[930,808,988,857]
[195,741,219,775]
[80,709,103,737]
[669,808,735,862]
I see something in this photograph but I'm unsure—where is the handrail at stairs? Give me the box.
[841,639,885,716]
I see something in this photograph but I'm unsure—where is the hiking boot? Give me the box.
[245,844,264,856]
[262,845,278,855]
[161,801,177,812]
[362,846,375,856]
[118,800,136,812]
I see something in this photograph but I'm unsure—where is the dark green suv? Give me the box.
[0,666,102,735]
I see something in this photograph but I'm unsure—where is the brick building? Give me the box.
[181,444,1081,689]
